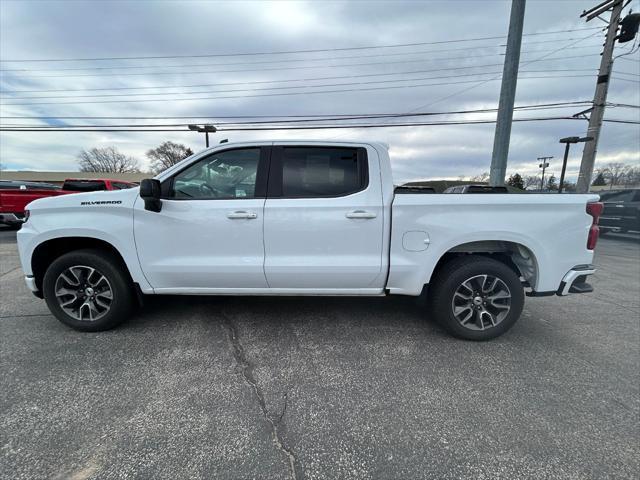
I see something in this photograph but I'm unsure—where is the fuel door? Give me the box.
[402,230,430,252]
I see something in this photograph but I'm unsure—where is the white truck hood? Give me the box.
[26,187,140,211]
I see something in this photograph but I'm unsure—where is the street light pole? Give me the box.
[559,136,594,193]
[188,124,217,148]
[538,156,552,191]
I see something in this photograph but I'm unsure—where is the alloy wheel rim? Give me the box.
[451,274,511,331]
[54,265,113,322]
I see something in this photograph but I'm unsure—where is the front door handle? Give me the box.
[227,211,257,219]
[346,210,377,219]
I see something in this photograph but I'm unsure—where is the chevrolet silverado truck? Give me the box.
[17,141,603,340]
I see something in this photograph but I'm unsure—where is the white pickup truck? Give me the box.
[17,141,603,340]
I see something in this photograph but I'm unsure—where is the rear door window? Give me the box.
[274,147,367,198]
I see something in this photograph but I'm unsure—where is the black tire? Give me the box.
[43,249,134,332]
[428,255,524,341]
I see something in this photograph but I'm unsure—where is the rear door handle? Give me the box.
[345,210,377,219]
[227,211,257,219]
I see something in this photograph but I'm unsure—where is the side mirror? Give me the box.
[139,179,162,212]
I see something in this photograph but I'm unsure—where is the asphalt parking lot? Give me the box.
[1,228,638,480]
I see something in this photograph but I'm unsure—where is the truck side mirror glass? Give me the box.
[139,179,162,212]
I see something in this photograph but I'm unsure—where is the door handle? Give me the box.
[227,211,257,219]
[345,210,377,219]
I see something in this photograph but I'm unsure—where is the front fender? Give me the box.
[17,207,152,292]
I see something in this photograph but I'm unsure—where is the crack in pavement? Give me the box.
[0,265,21,278]
[223,315,301,480]
[0,313,50,319]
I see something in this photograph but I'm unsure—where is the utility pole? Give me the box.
[489,0,526,186]
[575,0,624,193]
[538,156,552,190]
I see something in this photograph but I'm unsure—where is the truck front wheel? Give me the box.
[42,249,134,332]
[429,256,524,341]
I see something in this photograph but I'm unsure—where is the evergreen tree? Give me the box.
[592,172,607,186]
[506,173,524,190]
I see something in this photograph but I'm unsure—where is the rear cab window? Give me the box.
[270,146,368,198]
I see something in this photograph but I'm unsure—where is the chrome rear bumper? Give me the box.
[557,265,596,296]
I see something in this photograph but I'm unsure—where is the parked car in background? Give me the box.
[62,178,136,192]
[599,188,640,234]
[443,184,510,193]
[0,181,67,227]
[1,178,137,227]
[0,180,61,191]
[18,141,602,341]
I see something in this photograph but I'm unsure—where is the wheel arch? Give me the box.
[31,237,133,292]
[430,240,539,289]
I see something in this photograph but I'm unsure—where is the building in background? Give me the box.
[0,171,148,186]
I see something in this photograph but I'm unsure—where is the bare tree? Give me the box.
[146,141,194,174]
[623,166,640,186]
[470,172,489,183]
[601,162,629,189]
[523,175,539,190]
[77,147,140,173]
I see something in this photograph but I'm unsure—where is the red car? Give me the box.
[61,178,137,192]
[0,178,136,227]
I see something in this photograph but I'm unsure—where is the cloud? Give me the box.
[1,0,639,181]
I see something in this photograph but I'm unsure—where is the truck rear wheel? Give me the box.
[42,249,134,332]
[428,256,524,341]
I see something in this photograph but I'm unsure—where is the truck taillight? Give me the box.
[586,202,603,250]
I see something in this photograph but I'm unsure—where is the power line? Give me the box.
[0,38,585,74]
[607,102,640,108]
[0,117,579,131]
[0,50,604,79]
[326,30,605,141]
[0,102,594,127]
[612,69,640,76]
[0,100,594,120]
[0,43,603,75]
[0,27,604,63]
[0,44,508,73]
[0,68,599,96]
[2,117,636,133]
[612,76,640,82]
[1,69,600,95]
[1,72,600,102]
[0,75,600,107]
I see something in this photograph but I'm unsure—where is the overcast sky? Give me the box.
[1,0,638,183]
